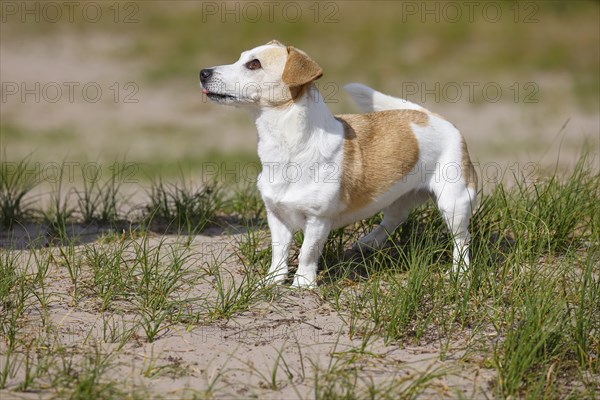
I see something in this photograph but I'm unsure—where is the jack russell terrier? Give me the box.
[200,40,477,288]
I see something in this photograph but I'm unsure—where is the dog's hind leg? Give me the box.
[355,190,430,251]
[430,182,476,274]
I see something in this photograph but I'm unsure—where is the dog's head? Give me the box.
[199,40,323,107]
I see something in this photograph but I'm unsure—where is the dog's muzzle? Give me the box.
[199,68,237,103]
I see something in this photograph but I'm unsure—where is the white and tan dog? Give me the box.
[200,40,477,288]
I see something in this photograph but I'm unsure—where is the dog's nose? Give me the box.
[199,68,213,83]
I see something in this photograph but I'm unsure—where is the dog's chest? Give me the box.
[256,134,343,224]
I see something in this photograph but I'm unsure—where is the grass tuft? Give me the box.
[145,175,222,234]
[75,162,128,225]
[0,155,39,228]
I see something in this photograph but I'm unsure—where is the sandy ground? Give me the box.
[0,229,496,399]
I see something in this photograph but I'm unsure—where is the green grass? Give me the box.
[311,338,448,399]
[144,176,222,234]
[0,152,598,397]
[0,155,39,228]
[75,161,127,225]
[314,154,600,397]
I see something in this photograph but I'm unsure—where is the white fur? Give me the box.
[344,82,428,113]
[200,44,475,288]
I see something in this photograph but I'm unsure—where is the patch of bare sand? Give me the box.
[0,33,256,163]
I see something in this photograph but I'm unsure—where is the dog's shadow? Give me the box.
[0,220,139,250]
[0,214,262,250]
[316,225,516,286]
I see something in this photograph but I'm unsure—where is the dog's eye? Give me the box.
[245,59,262,70]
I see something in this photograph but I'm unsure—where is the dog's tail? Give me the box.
[344,83,428,113]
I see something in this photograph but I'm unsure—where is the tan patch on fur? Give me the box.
[338,109,426,213]
[282,46,323,88]
[461,137,477,189]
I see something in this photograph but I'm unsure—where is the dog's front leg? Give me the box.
[292,216,332,289]
[265,210,293,285]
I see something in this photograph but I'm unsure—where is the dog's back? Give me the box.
[343,83,477,191]
[344,83,428,113]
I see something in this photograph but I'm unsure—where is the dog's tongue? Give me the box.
[201,89,209,94]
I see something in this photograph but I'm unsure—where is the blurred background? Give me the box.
[1,1,598,186]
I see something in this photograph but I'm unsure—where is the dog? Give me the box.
[200,40,477,288]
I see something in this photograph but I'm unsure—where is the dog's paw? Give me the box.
[291,275,317,289]
[260,271,287,288]
[352,239,380,253]
[446,263,469,280]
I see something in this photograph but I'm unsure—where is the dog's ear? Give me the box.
[282,46,323,88]
[266,39,285,47]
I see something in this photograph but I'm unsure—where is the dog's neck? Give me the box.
[251,84,341,163]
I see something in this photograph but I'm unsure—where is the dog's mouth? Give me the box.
[202,88,236,103]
